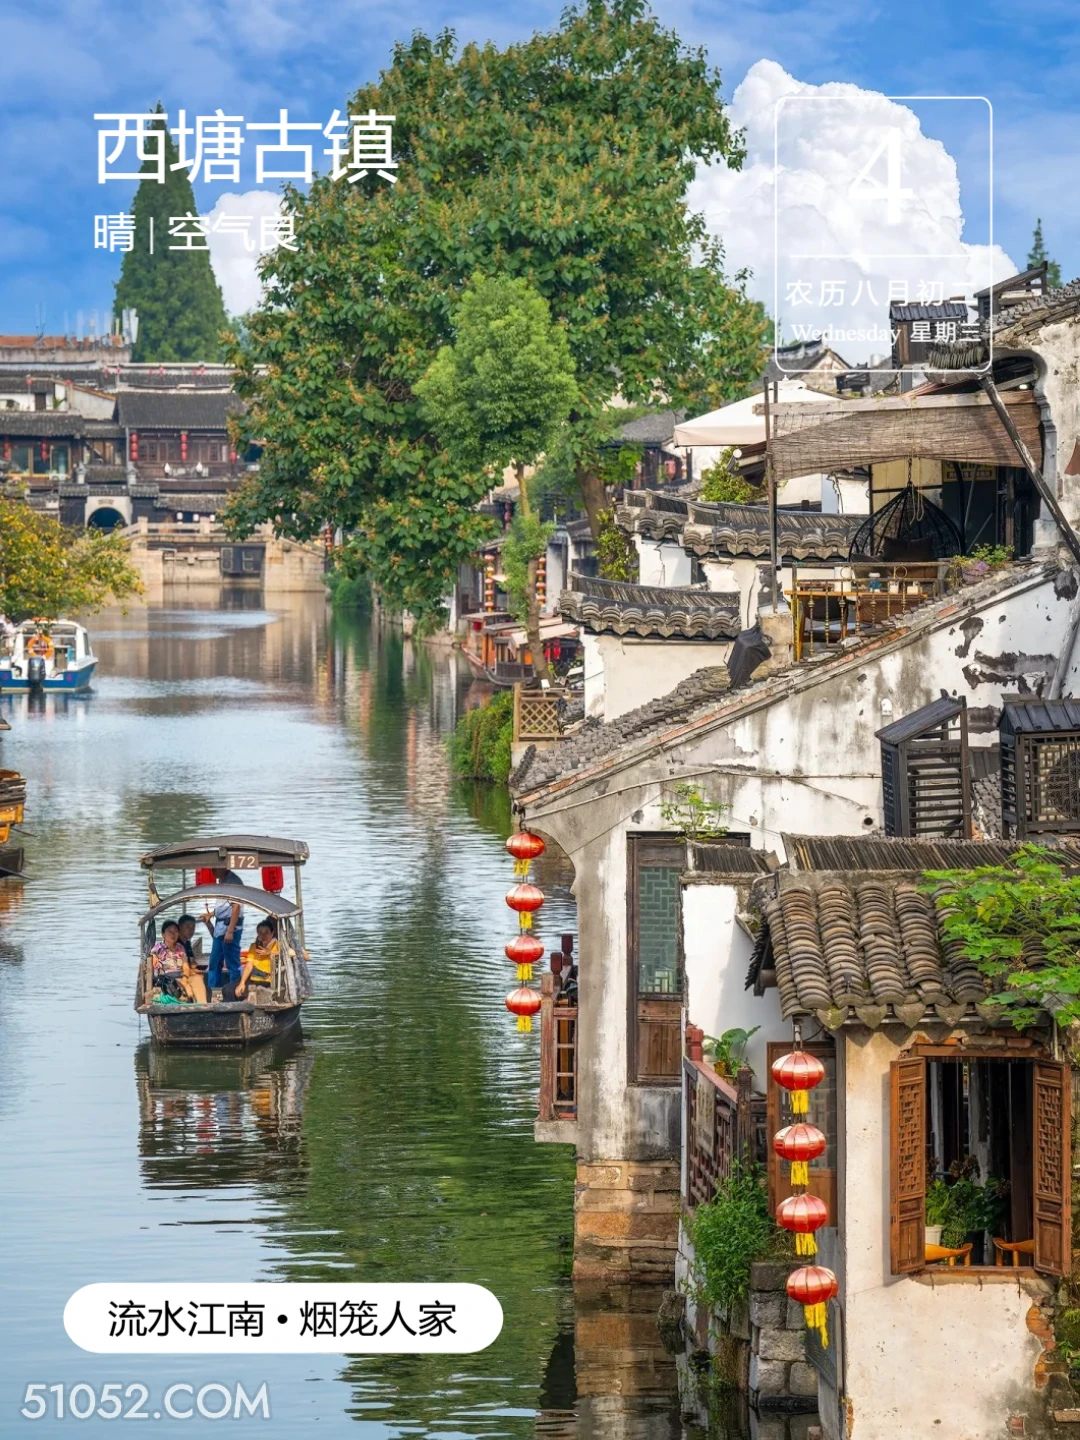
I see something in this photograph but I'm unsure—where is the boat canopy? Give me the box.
[140,883,302,925]
[140,835,310,869]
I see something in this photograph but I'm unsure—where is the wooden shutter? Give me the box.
[1033,1059,1071,1277]
[889,1057,927,1274]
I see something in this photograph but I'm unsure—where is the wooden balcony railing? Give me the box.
[538,972,578,1121]
[789,561,946,661]
[684,1026,755,1208]
[513,684,564,744]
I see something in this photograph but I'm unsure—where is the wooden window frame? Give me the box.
[626,834,685,1087]
[889,1047,1070,1277]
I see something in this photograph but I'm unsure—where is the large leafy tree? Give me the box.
[113,109,229,362]
[416,275,577,677]
[0,498,143,620]
[226,0,768,623]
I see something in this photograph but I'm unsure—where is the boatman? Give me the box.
[203,869,244,1000]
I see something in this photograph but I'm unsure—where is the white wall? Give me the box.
[636,538,692,588]
[682,881,784,1080]
[820,474,870,514]
[838,1030,1046,1439]
[587,633,734,722]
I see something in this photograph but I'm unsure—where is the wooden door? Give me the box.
[627,836,684,1085]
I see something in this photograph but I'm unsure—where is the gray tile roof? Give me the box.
[510,666,732,793]
[559,573,742,639]
[0,412,89,436]
[889,302,969,322]
[616,490,863,561]
[751,870,992,1027]
[991,276,1080,335]
[117,391,241,430]
[617,410,685,445]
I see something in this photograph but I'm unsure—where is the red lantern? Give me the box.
[261,865,284,893]
[777,1194,828,1256]
[771,1049,825,1115]
[506,831,545,862]
[194,867,215,886]
[180,431,188,463]
[773,1123,827,1186]
[505,932,545,980]
[505,934,544,965]
[787,1264,838,1348]
[506,883,544,914]
[777,1194,828,1233]
[506,986,541,1032]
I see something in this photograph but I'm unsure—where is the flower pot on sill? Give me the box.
[925,1225,943,1247]
[713,1061,732,1079]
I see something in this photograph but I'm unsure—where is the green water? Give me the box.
[0,595,695,1438]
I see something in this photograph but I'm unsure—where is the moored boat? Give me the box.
[0,619,97,692]
[136,834,313,1047]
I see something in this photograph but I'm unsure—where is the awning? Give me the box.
[767,390,1041,482]
[509,620,579,647]
[673,382,833,448]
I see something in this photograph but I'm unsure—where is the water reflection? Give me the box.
[135,1037,312,1192]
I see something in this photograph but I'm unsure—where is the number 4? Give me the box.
[849,127,914,223]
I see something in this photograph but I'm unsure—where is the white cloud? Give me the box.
[690,60,1018,362]
[204,190,288,317]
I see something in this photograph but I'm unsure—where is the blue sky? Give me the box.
[1,0,1076,334]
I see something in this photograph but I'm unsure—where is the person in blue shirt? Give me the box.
[202,869,244,1000]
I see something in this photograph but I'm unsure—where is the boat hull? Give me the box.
[144,1001,303,1047]
[0,661,96,693]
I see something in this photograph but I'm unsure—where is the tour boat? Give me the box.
[135,834,313,1047]
[0,619,97,692]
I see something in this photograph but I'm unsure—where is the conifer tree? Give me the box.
[113,108,229,361]
[1027,218,1062,289]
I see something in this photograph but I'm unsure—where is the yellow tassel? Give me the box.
[795,1232,818,1257]
[519,912,532,931]
[791,1089,809,1115]
[804,1302,828,1348]
[790,1161,809,1186]
[514,859,532,877]
[516,1015,532,1033]
[516,963,534,981]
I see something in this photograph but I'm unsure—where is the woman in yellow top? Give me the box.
[236,919,279,999]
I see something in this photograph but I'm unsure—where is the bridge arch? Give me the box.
[85,497,131,530]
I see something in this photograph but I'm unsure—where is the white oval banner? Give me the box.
[65,1283,503,1353]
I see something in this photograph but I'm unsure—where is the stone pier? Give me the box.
[573,1160,680,1283]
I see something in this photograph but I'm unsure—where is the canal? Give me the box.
[0,594,711,1438]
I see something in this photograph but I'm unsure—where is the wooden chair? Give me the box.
[924,1242,973,1267]
[993,1238,1035,1267]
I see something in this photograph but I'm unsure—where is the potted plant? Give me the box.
[926,1159,1008,1255]
[925,1179,949,1247]
[702,1026,760,1079]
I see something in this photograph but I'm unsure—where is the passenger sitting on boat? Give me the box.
[236,919,278,999]
[176,914,206,984]
[151,921,208,1004]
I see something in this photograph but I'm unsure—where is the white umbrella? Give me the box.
[672,381,833,448]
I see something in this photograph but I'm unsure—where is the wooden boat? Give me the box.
[135,834,313,1048]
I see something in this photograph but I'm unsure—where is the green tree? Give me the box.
[0,497,143,620]
[225,0,768,626]
[113,108,229,361]
[925,846,1080,1029]
[416,275,576,677]
[1027,218,1062,289]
